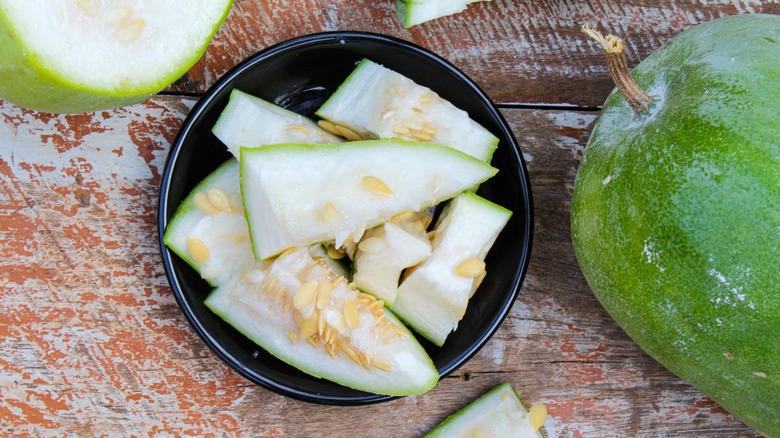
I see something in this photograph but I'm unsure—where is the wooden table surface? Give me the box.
[2,1,776,436]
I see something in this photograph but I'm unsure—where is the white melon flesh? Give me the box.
[391,191,511,346]
[396,0,485,28]
[0,1,232,113]
[353,221,433,305]
[163,159,253,286]
[212,89,343,159]
[315,59,498,162]
[425,382,545,437]
[240,139,498,260]
[204,247,439,396]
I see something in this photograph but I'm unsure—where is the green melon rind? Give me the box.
[240,140,498,261]
[425,382,543,437]
[163,158,253,287]
[0,2,233,114]
[392,191,511,346]
[204,265,439,396]
[571,14,780,437]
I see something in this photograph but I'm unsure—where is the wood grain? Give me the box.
[0,95,760,436]
[172,0,780,106]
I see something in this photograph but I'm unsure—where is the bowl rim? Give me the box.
[157,30,534,405]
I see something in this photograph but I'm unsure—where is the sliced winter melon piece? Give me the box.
[212,89,343,159]
[163,158,253,286]
[0,1,232,113]
[204,247,439,396]
[396,0,487,28]
[315,59,498,162]
[240,139,498,260]
[425,382,547,437]
[391,191,511,346]
[353,221,432,305]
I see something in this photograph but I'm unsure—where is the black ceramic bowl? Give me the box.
[158,31,533,405]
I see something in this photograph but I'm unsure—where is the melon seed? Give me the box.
[358,236,388,254]
[316,280,332,309]
[207,187,232,212]
[324,307,347,334]
[194,192,221,215]
[454,258,486,278]
[115,18,145,43]
[529,403,548,431]
[186,236,210,264]
[299,315,318,339]
[361,175,393,197]
[390,210,415,222]
[293,280,318,311]
[108,5,133,23]
[320,201,341,226]
[344,299,360,330]
[76,0,97,15]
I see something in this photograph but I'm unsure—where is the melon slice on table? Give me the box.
[391,191,511,346]
[240,139,498,260]
[212,89,343,159]
[204,247,439,396]
[425,382,546,437]
[0,1,233,113]
[315,59,498,162]
[396,0,486,28]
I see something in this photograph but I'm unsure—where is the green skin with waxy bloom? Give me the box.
[571,14,779,436]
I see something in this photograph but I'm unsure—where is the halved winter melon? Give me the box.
[0,1,233,113]
[204,247,439,396]
[315,59,498,162]
[240,139,498,260]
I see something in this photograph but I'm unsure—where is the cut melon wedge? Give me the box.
[0,1,232,113]
[162,158,253,287]
[240,139,498,260]
[425,382,546,437]
[396,0,486,28]
[353,221,432,305]
[204,247,439,396]
[315,59,498,162]
[391,191,511,346]
[212,89,343,159]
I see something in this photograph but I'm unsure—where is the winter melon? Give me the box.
[162,158,252,286]
[204,247,439,396]
[426,382,546,437]
[240,139,498,260]
[315,59,498,162]
[391,191,511,346]
[212,89,342,159]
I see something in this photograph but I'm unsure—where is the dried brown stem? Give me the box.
[582,24,652,113]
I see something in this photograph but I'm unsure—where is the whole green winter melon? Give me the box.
[571,14,779,436]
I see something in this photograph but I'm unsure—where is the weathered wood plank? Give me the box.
[0,96,760,436]
[172,1,780,106]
